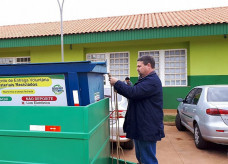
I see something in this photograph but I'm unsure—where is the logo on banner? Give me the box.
[52,84,64,95]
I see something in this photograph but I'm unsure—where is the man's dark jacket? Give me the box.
[114,72,165,142]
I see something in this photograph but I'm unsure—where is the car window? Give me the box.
[207,87,228,102]
[192,88,202,105]
[184,88,197,104]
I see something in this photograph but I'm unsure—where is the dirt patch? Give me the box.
[164,122,175,126]
[163,109,177,116]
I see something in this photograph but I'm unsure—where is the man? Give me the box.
[109,56,165,164]
[124,77,133,86]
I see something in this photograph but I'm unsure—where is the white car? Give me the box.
[176,85,228,149]
[104,85,134,149]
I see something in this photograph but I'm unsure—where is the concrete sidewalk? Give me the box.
[112,125,228,164]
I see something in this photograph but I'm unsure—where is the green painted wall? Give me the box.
[167,75,228,109]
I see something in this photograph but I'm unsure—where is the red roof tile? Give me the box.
[0,6,227,39]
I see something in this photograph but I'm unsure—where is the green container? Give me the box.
[0,98,110,164]
[110,158,136,164]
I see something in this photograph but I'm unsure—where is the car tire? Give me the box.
[175,113,186,131]
[123,140,134,149]
[194,124,208,149]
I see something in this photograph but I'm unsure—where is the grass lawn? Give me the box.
[163,115,176,123]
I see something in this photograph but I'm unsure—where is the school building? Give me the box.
[0,6,228,109]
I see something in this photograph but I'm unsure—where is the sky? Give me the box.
[0,0,228,26]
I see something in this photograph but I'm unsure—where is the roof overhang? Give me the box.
[0,23,227,48]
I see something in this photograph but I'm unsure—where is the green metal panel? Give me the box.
[0,98,110,164]
[0,24,227,48]
[110,158,136,164]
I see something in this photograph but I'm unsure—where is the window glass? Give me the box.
[139,49,187,86]
[192,88,202,105]
[139,50,160,76]
[0,57,30,64]
[87,52,130,82]
[86,54,106,62]
[185,88,197,104]
[207,87,228,102]
[110,52,129,81]
[164,50,186,86]
[16,57,31,64]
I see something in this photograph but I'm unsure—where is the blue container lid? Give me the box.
[0,61,107,76]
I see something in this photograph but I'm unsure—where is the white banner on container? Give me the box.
[0,74,67,106]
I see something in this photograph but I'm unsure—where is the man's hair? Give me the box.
[125,77,130,80]
[137,56,155,68]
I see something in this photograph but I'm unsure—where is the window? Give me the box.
[207,87,228,102]
[184,88,202,105]
[86,54,106,62]
[109,53,129,81]
[0,58,14,64]
[87,52,130,82]
[185,88,197,104]
[138,51,160,76]
[0,57,31,64]
[16,57,31,64]
[192,88,202,105]
[139,49,187,86]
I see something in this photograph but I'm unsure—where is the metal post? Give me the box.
[57,0,64,62]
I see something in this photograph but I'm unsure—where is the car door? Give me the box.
[186,88,203,129]
[181,88,198,127]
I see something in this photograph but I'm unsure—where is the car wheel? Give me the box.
[123,140,134,149]
[194,124,208,149]
[175,113,186,131]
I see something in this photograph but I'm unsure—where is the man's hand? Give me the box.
[109,76,118,86]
